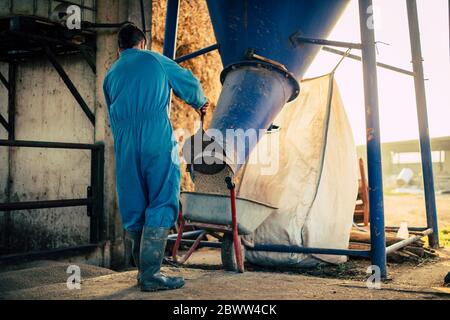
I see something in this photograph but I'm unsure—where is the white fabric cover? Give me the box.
[238,74,358,267]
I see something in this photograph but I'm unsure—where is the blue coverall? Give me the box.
[103,48,206,232]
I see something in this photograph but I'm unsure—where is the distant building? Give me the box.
[356,136,450,191]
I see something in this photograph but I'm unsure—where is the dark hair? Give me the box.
[118,23,146,49]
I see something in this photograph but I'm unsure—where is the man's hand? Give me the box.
[196,102,209,117]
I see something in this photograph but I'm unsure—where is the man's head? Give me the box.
[117,23,147,53]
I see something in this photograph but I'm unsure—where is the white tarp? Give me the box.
[238,74,358,267]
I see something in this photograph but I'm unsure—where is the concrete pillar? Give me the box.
[95,0,128,269]
[126,0,152,49]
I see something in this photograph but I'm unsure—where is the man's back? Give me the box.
[103,49,171,129]
[103,48,206,133]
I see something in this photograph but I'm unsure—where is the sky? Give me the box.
[304,0,450,145]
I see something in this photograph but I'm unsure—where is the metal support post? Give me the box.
[406,0,439,248]
[163,0,180,114]
[359,0,387,278]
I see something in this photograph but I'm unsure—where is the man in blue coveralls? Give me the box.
[103,24,208,292]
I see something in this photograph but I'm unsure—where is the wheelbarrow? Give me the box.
[171,177,277,272]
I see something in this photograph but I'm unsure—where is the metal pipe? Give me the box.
[228,177,244,273]
[0,198,92,211]
[171,210,186,261]
[174,231,207,264]
[385,226,429,232]
[167,230,205,239]
[90,143,105,242]
[0,243,100,264]
[386,228,433,254]
[291,36,362,50]
[175,44,219,64]
[322,47,415,76]
[10,31,92,53]
[359,0,387,278]
[79,47,96,74]
[165,239,371,258]
[0,139,100,150]
[162,0,180,114]
[406,0,440,248]
[163,0,180,60]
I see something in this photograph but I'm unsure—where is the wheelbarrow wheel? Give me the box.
[221,233,245,272]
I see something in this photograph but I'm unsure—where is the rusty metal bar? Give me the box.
[386,228,433,254]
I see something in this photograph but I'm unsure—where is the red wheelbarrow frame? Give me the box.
[171,178,245,273]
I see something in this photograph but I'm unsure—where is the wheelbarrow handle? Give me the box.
[200,112,205,130]
[225,176,235,190]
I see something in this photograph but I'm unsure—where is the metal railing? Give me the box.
[0,139,104,244]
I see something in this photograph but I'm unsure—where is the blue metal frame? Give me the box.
[175,44,219,64]
[249,245,370,258]
[166,238,370,258]
[163,0,180,60]
[359,0,387,279]
[406,0,439,248]
[162,0,440,279]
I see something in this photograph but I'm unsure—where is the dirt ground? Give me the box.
[0,247,449,300]
[0,194,449,300]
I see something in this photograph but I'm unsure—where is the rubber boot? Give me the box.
[140,226,185,292]
[125,229,142,285]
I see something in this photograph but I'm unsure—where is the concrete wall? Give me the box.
[0,56,95,254]
[0,0,149,260]
[1,0,162,268]
[0,0,99,255]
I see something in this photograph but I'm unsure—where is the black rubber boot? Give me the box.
[140,226,185,292]
[125,229,142,285]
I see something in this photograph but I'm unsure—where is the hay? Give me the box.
[152,0,223,192]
